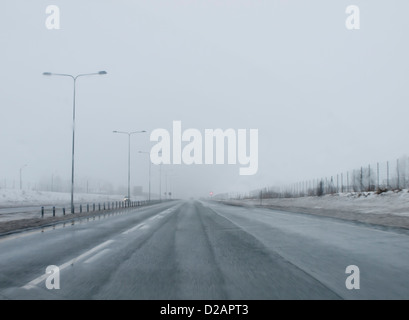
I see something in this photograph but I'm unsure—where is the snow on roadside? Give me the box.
[229,190,409,217]
[0,188,145,208]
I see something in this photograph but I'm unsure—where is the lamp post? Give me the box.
[159,164,162,201]
[165,170,168,200]
[157,151,163,202]
[43,71,107,213]
[20,164,27,190]
[168,172,175,200]
[138,151,151,202]
[113,130,146,202]
[165,170,175,200]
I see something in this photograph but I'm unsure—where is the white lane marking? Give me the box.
[122,223,145,235]
[22,240,114,289]
[84,249,111,264]
[122,207,177,235]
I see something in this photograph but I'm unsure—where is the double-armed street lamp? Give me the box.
[43,71,107,213]
[113,131,146,202]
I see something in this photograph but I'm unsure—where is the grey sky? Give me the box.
[1,0,408,198]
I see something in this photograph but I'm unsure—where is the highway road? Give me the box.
[0,200,408,300]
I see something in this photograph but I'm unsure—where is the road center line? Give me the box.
[83,249,111,264]
[122,223,145,235]
[122,207,177,235]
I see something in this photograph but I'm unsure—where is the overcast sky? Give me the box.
[1,0,409,198]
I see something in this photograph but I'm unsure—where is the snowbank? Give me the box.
[224,189,409,217]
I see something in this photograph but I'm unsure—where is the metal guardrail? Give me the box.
[40,200,163,218]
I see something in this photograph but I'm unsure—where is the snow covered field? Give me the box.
[223,189,409,217]
[0,188,143,208]
[227,190,409,217]
[215,190,409,230]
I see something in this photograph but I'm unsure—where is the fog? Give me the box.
[1,0,409,199]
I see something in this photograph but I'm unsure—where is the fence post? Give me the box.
[41,206,44,218]
[337,174,339,193]
[93,203,95,211]
[360,167,363,192]
[53,206,55,217]
[377,163,379,190]
[63,207,66,215]
[368,164,371,191]
[80,204,82,213]
[347,172,349,193]
[87,204,89,212]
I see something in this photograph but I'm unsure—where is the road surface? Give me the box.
[0,200,408,299]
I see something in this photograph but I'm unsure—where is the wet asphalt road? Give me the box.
[0,200,408,300]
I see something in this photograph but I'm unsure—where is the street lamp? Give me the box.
[160,163,162,201]
[138,151,151,202]
[165,170,168,200]
[43,70,107,213]
[20,164,27,190]
[113,130,146,202]
[164,170,175,200]
[157,151,163,201]
[167,171,175,200]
